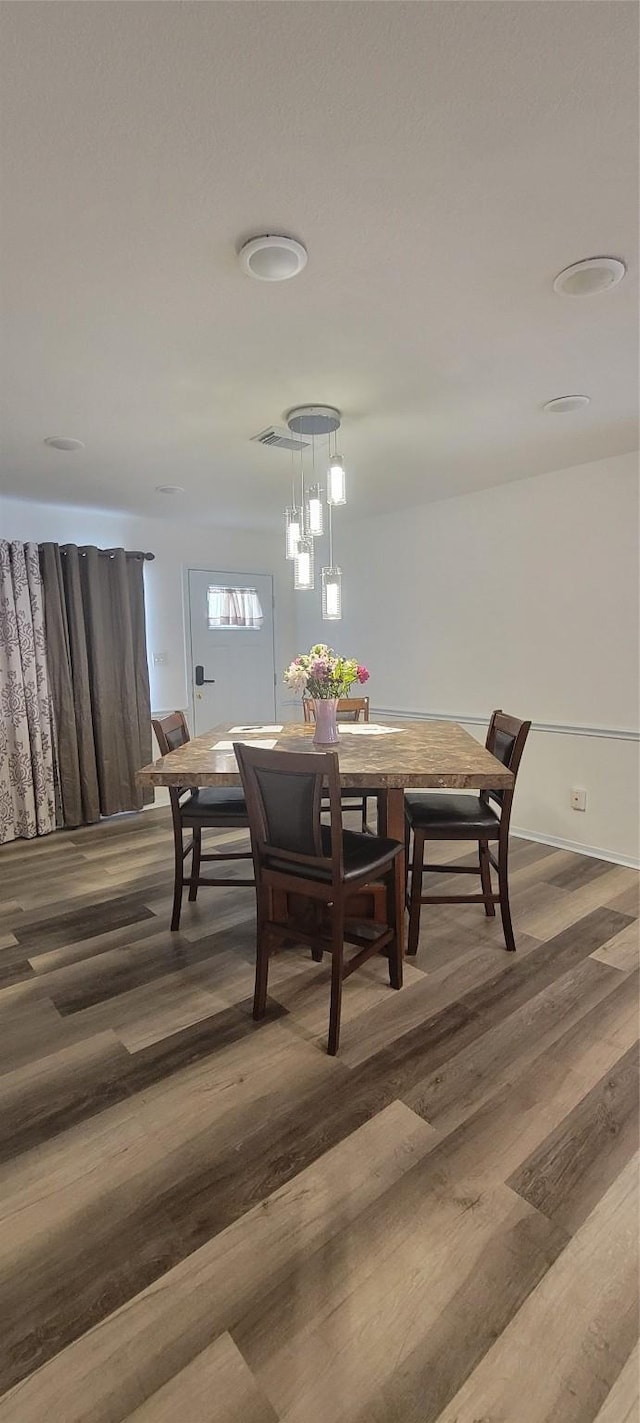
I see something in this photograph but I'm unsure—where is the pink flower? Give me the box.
[310,659,329,680]
[357,665,370,684]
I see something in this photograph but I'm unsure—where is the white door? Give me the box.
[187,568,276,734]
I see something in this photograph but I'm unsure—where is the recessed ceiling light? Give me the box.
[238,235,307,282]
[44,436,84,451]
[155,484,184,495]
[543,395,591,414]
[553,257,626,297]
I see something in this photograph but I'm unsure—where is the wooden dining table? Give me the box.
[137,718,513,954]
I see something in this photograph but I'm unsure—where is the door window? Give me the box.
[207,585,264,630]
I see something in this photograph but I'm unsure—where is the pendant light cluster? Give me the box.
[283,406,346,620]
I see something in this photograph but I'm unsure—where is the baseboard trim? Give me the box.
[373,707,639,743]
[510,826,639,870]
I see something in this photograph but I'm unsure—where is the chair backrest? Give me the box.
[483,710,531,818]
[302,696,370,724]
[234,743,344,884]
[152,711,192,811]
[152,710,190,756]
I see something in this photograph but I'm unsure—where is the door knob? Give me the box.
[195,664,216,686]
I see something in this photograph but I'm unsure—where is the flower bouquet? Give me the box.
[284,644,370,744]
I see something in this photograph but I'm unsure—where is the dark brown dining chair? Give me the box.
[303,696,372,832]
[404,710,531,956]
[152,711,253,932]
[234,741,404,1055]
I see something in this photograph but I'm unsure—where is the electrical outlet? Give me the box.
[570,788,587,812]
[152,652,167,666]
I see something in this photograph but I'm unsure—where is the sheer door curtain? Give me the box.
[39,545,153,826]
[0,541,56,844]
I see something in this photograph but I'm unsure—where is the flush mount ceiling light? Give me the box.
[155,484,184,495]
[44,436,84,451]
[553,257,626,297]
[238,235,307,282]
[543,395,591,414]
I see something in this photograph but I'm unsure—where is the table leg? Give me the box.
[377,787,406,958]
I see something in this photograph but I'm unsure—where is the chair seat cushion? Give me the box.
[181,788,248,823]
[266,827,401,883]
[404,793,500,837]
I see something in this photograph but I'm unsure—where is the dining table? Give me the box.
[137,718,513,955]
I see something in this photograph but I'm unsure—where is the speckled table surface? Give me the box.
[137,720,513,791]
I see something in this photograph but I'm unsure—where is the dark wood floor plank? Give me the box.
[351,906,633,1110]
[124,1333,281,1422]
[0,1030,134,1166]
[432,1156,638,1423]
[13,896,156,954]
[0,811,637,1420]
[548,854,620,892]
[0,995,288,1166]
[507,1040,640,1233]
[348,1206,567,1423]
[0,1103,434,1423]
[403,955,624,1133]
[410,970,639,1188]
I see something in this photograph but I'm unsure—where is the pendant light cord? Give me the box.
[328,431,334,566]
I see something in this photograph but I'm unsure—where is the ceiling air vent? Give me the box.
[251,426,309,451]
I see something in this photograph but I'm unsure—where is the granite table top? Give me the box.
[137,720,513,791]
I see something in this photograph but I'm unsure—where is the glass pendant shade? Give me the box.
[327,455,346,505]
[294,535,314,590]
[322,566,342,620]
[284,506,302,560]
[306,483,324,537]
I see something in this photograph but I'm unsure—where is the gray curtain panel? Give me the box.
[0,541,57,843]
[39,544,153,824]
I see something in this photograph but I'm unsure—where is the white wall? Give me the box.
[0,495,296,720]
[3,452,638,862]
[296,451,640,864]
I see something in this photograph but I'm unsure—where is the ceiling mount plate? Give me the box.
[543,394,591,413]
[286,405,341,437]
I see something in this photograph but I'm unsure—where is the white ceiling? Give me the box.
[0,1,637,526]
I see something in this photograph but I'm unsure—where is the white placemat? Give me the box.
[228,724,283,734]
[337,724,405,735]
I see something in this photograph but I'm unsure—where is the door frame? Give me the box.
[184,566,277,734]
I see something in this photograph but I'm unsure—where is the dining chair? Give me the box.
[302,696,372,831]
[234,741,404,1055]
[152,711,253,932]
[404,710,531,956]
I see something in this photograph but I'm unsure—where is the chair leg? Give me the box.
[479,839,496,917]
[253,896,271,1018]
[327,913,345,1056]
[170,822,184,932]
[188,826,201,901]
[498,833,516,952]
[407,830,424,956]
[387,864,403,990]
[311,945,324,963]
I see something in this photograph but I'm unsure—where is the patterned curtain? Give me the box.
[0,542,56,844]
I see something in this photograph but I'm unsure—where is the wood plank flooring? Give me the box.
[0,809,637,1422]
